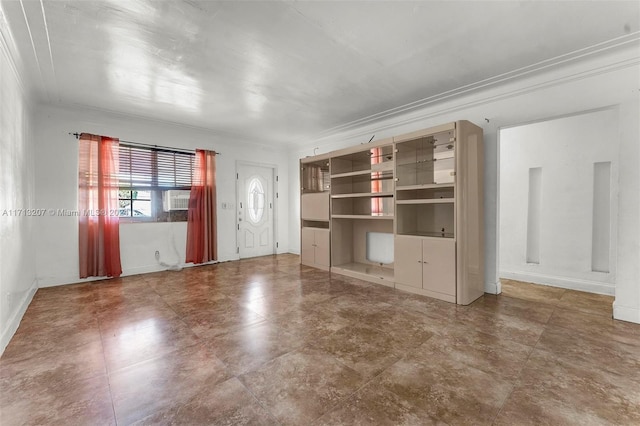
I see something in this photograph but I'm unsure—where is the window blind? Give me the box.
[118,144,195,189]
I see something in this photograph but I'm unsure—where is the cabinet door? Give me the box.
[422,239,456,296]
[301,228,316,266]
[301,193,329,221]
[394,236,423,288]
[314,229,330,267]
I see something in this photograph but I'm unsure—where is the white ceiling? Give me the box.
[1,1,638,146]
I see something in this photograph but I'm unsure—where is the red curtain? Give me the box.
[78,133,122,278]
[186,149,218,263]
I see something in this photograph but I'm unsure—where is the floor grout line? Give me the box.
[489,292,559,425]
[2,261,631,425]
[94,287,120,426]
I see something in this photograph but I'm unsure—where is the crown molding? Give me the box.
[303,33,640,148]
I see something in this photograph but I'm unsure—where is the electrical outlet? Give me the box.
[155,250,160,260]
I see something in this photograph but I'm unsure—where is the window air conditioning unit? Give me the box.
[163,190,191,211]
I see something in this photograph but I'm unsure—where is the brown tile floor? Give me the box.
[1,256,639,425]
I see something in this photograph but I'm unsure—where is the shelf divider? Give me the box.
[331,192,394,199]
[331,214,394,220]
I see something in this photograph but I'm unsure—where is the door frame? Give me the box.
[236,160,279,259]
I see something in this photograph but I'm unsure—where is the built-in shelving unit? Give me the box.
[300,155,331,270]
[300,121,484,304]
[327,140,395,285]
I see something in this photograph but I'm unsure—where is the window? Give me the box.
[118,144,195,222]
[247,177,265,223]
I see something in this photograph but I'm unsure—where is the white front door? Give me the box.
[237,163,275,258]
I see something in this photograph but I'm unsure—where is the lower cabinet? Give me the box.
[301,227,330,270]
[395,236,456,302]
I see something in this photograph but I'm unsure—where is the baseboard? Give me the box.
[484,279,502,295]
[500,270,614,295]
[1,278,38,356]
[37,265,170,288]
[288,249,301,255]
[613,301,640,324]
[38,256,245,288]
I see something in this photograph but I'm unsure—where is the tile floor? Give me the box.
[1,254,639,425]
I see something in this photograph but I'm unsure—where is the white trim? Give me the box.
[485,279,502,295]
[500,270,614,295]
[37,255,241,288]
[300,43,640,150]
[0,278,37,356]
[613,301,640,324]
[309,34,640,141]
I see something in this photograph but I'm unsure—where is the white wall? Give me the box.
[34,104,290,287]
[499,109,618,295]
[0,35,37,353]
[613,97,640,323]
[287,45,640,323]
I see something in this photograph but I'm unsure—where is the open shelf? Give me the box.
[331,217,394,285]
[396,183,454,191]
[331,145,394,175]
[328,159,394,179]
[330,169,377,179]
[332,191,394,199]
[331,170,394,195]
[401,231,455,238]
[332,197,394,217]
[331,262,394,286]
[396,199,454,204]
[331,214,394,219]
[396,202,454,238]
[301,220,330,229]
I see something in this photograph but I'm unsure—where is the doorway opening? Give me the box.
[497,109,617,310]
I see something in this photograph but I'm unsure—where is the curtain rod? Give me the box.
[68,132,221,155]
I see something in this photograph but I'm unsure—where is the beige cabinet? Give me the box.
[329,140,395,285]
[395,236,456,303]
[300,120,483,305]
[394,236,423,288]
[394,120,484,305]
[300,156,331,271]
[301,227,330,270]
[301,193,329,221]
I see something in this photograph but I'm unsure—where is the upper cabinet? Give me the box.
[301,156,331,222]
[301,157,330,194]
[395,123,456,187]
[394,125,457,239]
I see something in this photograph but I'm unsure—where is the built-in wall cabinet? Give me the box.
[300,156,331,270]
[300,121,484,304]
